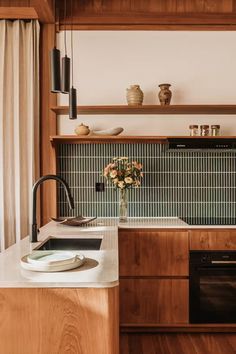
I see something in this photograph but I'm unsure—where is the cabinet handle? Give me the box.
[211,261,236,264]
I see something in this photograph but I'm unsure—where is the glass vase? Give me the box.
[119,188,128,222]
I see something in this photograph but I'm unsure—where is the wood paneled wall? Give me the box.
[0,0,54,23]
[0,0,29,5]
[40,24,57,225]
[57,0,236,30]
[58,0,235,15]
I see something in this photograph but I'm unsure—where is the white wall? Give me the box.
[57,31,236,135]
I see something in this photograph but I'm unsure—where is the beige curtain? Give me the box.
[0,20,40,250]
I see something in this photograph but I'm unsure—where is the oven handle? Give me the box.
[211,261,236,264]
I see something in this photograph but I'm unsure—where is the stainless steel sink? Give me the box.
[36,237,102,251]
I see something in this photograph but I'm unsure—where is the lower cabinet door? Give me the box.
[120,278,189,325]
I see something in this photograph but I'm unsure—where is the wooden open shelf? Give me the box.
[51,105,236,115]
[50,135,236,144]
[50,135,167,144]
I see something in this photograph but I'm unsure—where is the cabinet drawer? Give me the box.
[119,229,189,276]
[120,278,189,325]
[190,230,236,250]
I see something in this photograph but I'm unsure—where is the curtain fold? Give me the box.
[0,20,40,249]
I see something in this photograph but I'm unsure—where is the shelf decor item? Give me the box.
[103,157,143,222]
[189,125,199,136]
[211,125,221,136]
[200,125,210,136]
[158,83,172,105]
[89,127,124,136]
[74,123,90,135]
[126,85,144,106]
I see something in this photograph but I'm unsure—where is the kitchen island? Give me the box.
[0,220,120,354]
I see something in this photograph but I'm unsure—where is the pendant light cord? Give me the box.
[64,0,67,55]
[71,0,74,87]
[54,0,56,47]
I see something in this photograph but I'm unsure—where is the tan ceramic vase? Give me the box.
[74,123,90,135]
[126,85,144,106]
[158,84,172,106]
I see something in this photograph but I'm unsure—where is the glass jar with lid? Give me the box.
[200,125,210,136]
[189,125,199,136]
[211,125,220,136]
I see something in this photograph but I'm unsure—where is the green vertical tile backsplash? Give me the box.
[57,143,236,218]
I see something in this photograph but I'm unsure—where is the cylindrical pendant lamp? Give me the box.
[50,47,61,93]
[69,86,77,119]
[61,55,70,93]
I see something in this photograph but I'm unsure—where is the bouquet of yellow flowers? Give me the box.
[103,157,143,189]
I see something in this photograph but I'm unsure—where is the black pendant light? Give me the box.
[69,87,77,119]
[61,0,70,94]
[69,0,77,119]
[50,0,61,93]
[51,47,61,93]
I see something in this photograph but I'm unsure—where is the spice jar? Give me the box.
[211,125,220,136]
[189,125,199,136]
[200,125,210,136]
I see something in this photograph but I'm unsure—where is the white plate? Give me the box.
[27,251,78,266]
[21,253,85,272]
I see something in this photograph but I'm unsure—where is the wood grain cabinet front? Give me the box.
[190,230,236,250]
[0,287,119,354]
[120,279,189,325]
[119,229,189,276]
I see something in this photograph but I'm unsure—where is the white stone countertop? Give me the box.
[0,217,235,288]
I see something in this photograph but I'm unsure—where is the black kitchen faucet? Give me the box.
[31,174,74,242]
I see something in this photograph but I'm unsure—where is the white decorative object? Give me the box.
[21,252,85,272]
[90,127,124,136]
[27,251,78,266]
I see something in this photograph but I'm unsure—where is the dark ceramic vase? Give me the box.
[158,84,172,106]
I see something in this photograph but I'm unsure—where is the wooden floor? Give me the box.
[120,334,236,354]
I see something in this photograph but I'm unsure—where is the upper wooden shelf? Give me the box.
[51,105,236,115]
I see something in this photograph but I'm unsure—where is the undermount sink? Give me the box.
[36,237,102,251]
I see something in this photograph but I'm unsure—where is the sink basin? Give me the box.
[36,237,102,251]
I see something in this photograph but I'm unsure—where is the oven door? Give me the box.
[190,261,236,324]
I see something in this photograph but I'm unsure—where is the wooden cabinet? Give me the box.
[119,229,189,276]
[0,287,119,354]
[120,279,188,325]
[190,230,236,250]
[119,227,236,330]
[119,228,189,327]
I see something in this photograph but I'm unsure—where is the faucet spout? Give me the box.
[31,174,74,242]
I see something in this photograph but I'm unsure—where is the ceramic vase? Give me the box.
[158,84,172,106]
[119,188,128,222]
[74,123,90,135]
[126,85,144,106]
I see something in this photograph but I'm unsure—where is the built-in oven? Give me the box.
[190,251,236,324]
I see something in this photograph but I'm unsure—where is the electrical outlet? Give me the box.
[95,182,105,192]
